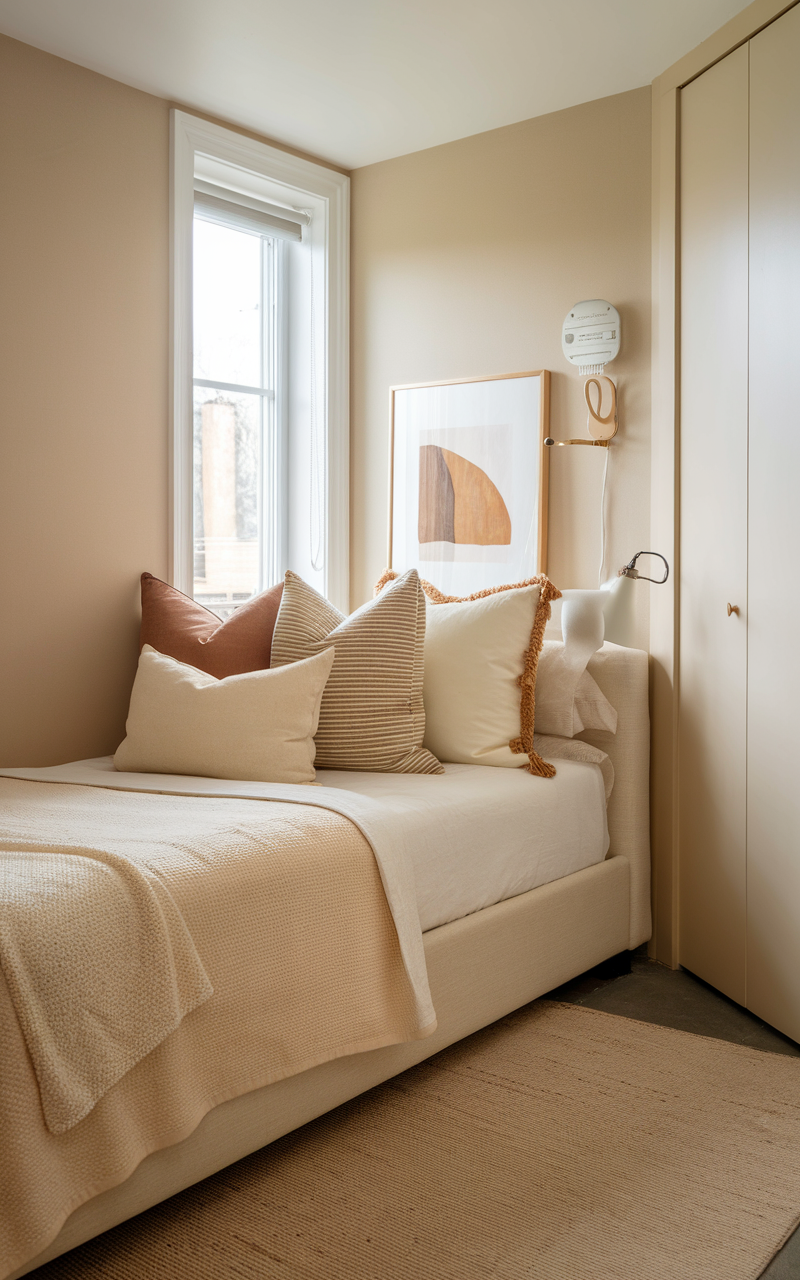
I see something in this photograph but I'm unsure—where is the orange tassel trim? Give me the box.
[376,570,562,778]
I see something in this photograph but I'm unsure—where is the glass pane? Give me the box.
[193,386,261,617]
[193,218,261,389]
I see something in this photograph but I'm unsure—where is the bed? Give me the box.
[1,642,649,1280]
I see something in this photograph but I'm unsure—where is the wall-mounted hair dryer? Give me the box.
[545,300,621,449]
[561,300,621,375]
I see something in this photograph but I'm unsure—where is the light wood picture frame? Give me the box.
[388,370,550,595]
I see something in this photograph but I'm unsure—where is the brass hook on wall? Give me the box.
[544,375,619,449]
[584,376,618,441]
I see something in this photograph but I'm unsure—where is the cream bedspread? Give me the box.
[0,778,431,1280]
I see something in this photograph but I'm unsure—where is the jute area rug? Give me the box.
[37,1001,800,1280]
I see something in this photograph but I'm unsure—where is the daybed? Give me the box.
[1,642,649,1280]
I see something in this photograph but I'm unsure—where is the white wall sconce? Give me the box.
[601,552,669,646]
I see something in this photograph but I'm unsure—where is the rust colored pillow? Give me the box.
[139,573,284,678]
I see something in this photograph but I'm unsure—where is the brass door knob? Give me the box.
[727,603,740,616]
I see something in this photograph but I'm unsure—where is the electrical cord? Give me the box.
[598,444,610,585]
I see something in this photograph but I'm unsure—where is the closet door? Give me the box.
[678,46,749,1002]
[746,4,800,1041]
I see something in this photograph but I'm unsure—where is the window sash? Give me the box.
[192,225,283,605]
[193,378,275,398]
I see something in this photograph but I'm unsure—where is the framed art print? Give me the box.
[389,370,550,595]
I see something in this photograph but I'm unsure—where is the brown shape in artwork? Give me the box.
[418,444,511,546]
[441,448,511,545]
[418,445,455,543]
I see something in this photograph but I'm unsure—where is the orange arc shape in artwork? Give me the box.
[439,448,511,546]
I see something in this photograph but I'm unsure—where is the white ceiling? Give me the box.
[0,0,752,168]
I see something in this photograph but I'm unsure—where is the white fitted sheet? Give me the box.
[0,756,610,941]
[316,761,609,932]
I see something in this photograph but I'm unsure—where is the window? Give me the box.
[171,111,350,615]
[192,216,280,616]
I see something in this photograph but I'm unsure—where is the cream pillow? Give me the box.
[537,590,618,736]
[114,645,334,784]
[420,583,557,775]
[574,668,618,734]
[533,732,615,801]
[536,641,618,736]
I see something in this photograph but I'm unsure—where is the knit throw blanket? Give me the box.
[0,773,432,1139]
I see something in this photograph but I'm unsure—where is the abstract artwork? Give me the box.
[389,371,549,596]
[418,442,512,547]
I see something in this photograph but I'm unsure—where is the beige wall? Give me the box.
[0,34,347,768]
[0,35,171,767]
[350,88,652,639]
[0,30,651,767]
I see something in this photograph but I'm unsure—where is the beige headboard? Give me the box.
[579,642,651,950]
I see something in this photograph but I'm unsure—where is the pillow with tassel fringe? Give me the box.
[375,572,561,778]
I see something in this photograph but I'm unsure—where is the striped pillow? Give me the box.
[270,570,443,774]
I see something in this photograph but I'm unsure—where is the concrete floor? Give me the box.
[547,949,800,1278]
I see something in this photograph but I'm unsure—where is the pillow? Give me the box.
[114,645,334,784]
[536,641,618,736]
[532,733,615,801]
[270,570,443,775]
[375,572,561,777]
[537,589,618,736]
[139,573,284,678]
[574,667,618,734]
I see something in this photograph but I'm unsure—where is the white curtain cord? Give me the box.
[309,242,325,573]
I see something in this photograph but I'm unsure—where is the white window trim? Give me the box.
[170,109,350,612]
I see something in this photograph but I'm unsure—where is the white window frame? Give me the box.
[170,109,350,612]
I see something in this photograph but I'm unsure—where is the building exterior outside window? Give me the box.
[192,218,280,617]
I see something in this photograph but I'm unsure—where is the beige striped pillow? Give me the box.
[270,570,443,774]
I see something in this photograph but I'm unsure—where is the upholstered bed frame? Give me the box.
[12,643,650,1279]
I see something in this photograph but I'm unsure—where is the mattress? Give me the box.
[1,755,611,940]
[317,760,609,932]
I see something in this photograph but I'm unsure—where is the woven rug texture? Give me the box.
[34,1000,800,1280]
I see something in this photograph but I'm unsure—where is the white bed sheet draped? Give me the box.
[0,754,609,937]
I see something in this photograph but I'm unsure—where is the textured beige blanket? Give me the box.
[0,780,427,1280]
[0,840,212,1135]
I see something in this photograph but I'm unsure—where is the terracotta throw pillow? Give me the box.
[139,573,283,678]
[375,571,561,778]
[270,569,443,774]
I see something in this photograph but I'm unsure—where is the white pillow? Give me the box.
[114,645,334,784]
[537,589,618,736]
[536,641,618,736]
[574,667,618,734]
[422,584,542,768]
[533,732,615,801]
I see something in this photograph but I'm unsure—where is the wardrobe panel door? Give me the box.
[747,4,800,1041]
[679,46,749,1003]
